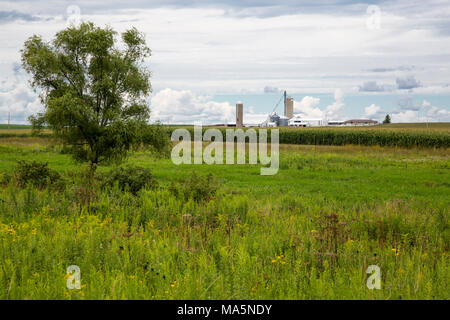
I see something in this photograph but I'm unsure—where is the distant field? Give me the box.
[1,123,449,148]
[169,125,450,148]
[378,123,450,129]
[1,123,449,130]
[0,124,31,130]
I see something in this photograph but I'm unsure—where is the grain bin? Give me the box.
[236,102,243,127]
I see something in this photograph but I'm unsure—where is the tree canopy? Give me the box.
[383,114,391,124]
[22,22,152,165]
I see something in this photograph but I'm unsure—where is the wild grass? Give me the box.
[0,137,448,299]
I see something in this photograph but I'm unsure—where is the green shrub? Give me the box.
[12,160,63,190]
[0,172,12,187]
[101,165,157,195]
[170,173,219,202]
[141,123,171,156]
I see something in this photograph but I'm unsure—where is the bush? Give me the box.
[101,165,157,195]
[170,173,219,202]
[141,123,171,156]
[0,172,12,187]
[12,160,63,190]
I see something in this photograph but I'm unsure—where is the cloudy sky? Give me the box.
[0,0,449,124]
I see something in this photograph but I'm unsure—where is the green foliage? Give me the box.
[11,160,64,190]
[21,22,152,165]
[140,123,171,156]
[383,114,391,124]
[170,173,219,203]
[0,138,448,299]
[101,165,156,195]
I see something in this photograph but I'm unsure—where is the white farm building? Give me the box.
[288,116,326,127]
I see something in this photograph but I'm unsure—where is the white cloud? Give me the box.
[292,89,346,120]
[149,88,267,125]
[324,89,345,120]
[365,104,382,118]
[397,96,420,111]
[390,99,450,122]
[1,3,450,95]
[0,69,42,124]
[391,110,419,123]
[358,81,395,92]
[1,2,450,123]
[421,99,450,122]
[359,81,385,92]
[422,100,431,109]
[396,75,422,90]
[293,96,323,119]
[150,88,234,124]
[264,86,281,93]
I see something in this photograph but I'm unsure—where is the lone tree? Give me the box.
[22,22,152,169]
[383,114,391,124]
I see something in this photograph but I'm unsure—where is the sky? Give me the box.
[0,0,449,124]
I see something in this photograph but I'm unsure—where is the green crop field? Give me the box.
[168,125,450,148]
[0,124,32,130]
[0,133,449,300]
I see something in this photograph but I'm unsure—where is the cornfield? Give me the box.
[166,126,450,149]
[277,128,450,148]
[1,126,449,148]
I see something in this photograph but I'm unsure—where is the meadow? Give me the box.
[0,130,448,300]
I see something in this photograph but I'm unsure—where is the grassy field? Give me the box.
[0,124,32,130]
[378,123,450,129]
[168,125,450,148]
[0,135,448,299]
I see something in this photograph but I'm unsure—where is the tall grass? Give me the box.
[0,140,448,299]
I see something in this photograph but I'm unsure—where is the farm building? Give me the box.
[232,94,378,128]
[343,119,378,126]
[288,116,325,127]
[327,120,345,126]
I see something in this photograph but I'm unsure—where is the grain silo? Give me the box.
[285,97,294,119]
[236,102,243,127]
[278,115,290,127]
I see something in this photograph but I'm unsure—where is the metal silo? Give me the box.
[236,102,243,127]
[285,97,294,119]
